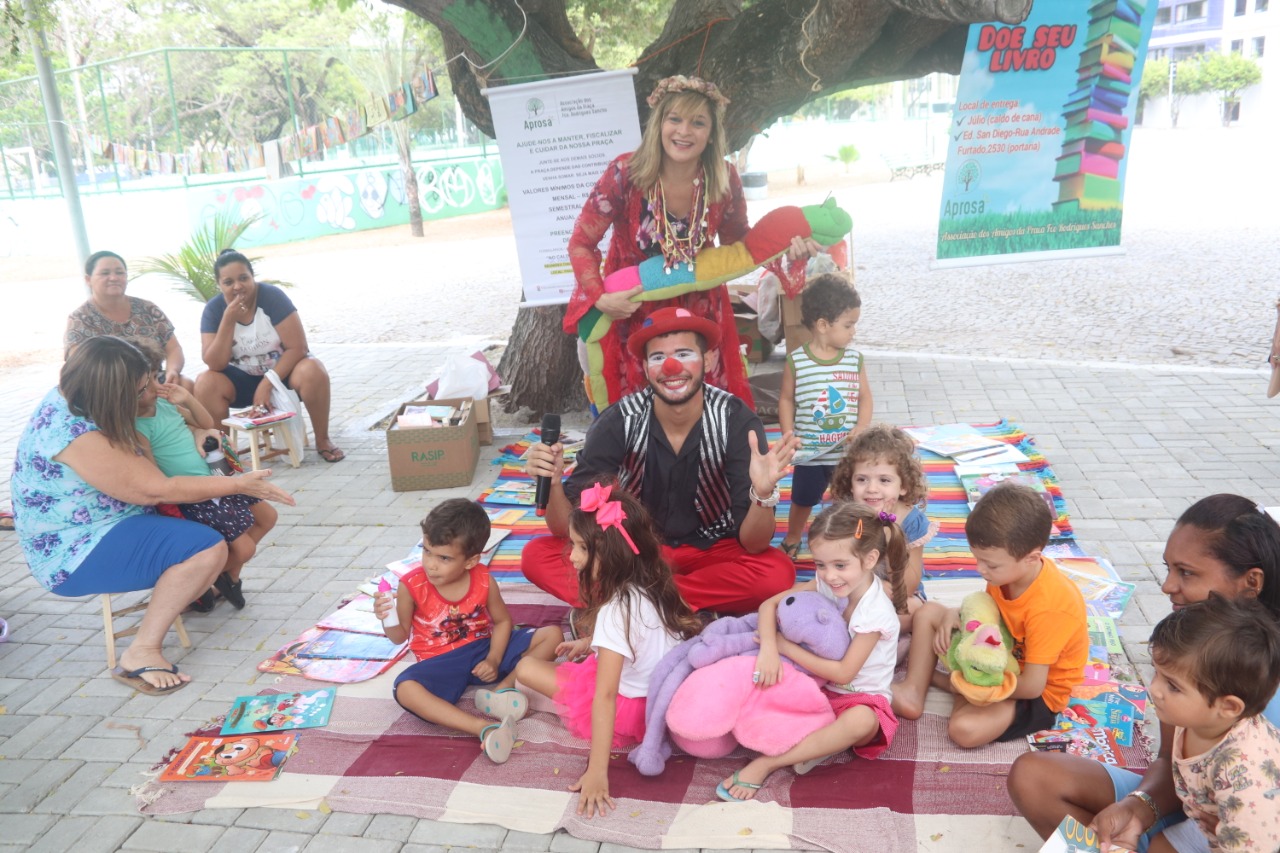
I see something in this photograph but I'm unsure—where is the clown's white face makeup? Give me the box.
[644,331,705,405]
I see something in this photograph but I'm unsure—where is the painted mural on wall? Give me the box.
[188,154,505,249]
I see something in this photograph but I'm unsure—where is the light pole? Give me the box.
[25,0,90,269]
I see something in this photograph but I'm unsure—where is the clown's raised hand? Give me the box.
[747,430,799,499]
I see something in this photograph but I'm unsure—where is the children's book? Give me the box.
[1057,563,1135,619]
[1037,815,1135,853]
[159,732,299,782]
[385,556,421,578]
[315,595,383,635]
[1057,555,1123,584]
[292,629,406,661]
[484,481,536,506]
[485,508,527,526]
[955,464,1052,510]
[1087,614,1123,654]
[1028,727,1122,766]
[1056,681,1147,746]
[221,689,335,735]
[258,627,406,682]
[225,407,296,428]
[1083,644,1112,684]
[916,430,1007,459]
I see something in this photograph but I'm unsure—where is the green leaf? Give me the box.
[132,210,285,302]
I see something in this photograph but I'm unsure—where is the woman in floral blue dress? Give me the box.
[11,336,293,694]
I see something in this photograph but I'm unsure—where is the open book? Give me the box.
[1038,816,1134,853]
[225,406,296,428]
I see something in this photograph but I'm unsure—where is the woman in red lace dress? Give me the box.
[565,76,811,409]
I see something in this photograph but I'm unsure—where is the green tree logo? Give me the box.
[958,160,981,192]
[526,98,545,118]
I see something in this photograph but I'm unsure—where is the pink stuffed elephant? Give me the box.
[666,656,835,758]
[627,591,851,774]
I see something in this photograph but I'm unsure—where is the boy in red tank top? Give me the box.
[374,499,561,763]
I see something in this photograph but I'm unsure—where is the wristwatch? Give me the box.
[750,484,781,508]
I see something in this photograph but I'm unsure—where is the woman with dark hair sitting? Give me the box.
[194,249,343,462]
[12,336,294,694]
[1008,494,1280,852]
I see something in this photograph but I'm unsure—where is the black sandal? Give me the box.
[188,588,217,613]
[214,572,245,610]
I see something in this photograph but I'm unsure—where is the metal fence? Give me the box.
[0,46,485,200]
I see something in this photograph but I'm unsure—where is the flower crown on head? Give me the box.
[646,75,730,110]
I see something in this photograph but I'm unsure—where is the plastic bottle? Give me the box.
[204,435,233,476]
[378,578,399,628]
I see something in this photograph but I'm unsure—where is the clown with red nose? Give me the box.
[521,306,804,617]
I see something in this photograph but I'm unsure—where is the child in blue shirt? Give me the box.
[133,338,276,610]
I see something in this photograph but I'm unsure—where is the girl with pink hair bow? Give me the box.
[514,481,702,818]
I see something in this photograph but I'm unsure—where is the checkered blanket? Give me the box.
[138,591,1147,850]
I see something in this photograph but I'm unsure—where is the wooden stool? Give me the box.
[101,593,190,670]
[223,415,303,471]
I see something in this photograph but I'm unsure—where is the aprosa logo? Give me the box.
[957,159,981,192]
[524,97,552,130]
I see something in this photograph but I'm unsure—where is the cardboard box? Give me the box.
[781,293,812,354]
[728,283,771,363]
[386,397,479,492]
[470,385,510,446]
[425,385,508,447]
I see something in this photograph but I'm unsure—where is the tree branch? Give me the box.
[385,0,1032,148]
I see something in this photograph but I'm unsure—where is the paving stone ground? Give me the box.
[2,126,1279,851]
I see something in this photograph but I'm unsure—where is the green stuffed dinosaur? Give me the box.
[944,590,1020,706]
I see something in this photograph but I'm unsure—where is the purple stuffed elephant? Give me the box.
[628,590,851,775]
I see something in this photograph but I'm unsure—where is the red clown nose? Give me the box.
[661,357,683,376]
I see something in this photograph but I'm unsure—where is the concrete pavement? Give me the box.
[3,337,1278,851]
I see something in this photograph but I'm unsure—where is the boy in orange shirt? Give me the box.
[891,483,1087,748]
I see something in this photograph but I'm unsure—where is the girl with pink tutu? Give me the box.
[515,481,701,818]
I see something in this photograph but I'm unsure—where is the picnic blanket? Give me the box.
[480,419,1073,581]
[140,589,1146,851]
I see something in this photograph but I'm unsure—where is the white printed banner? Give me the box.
[484,69,641,305]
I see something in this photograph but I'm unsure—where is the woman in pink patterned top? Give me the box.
[66,250,194,391]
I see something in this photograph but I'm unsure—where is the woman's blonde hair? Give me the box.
[60,335,149,452]
[628,90,730,202]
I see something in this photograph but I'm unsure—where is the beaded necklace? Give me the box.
[649,171,709,274]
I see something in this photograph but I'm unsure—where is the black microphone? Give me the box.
[535,413,561,518]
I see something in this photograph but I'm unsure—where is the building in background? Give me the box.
[1146,0,1275,126]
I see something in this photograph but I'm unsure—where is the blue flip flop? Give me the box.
[715,770,762,802]
[110,664,187,696]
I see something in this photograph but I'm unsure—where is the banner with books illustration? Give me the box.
[935,0,1157,267]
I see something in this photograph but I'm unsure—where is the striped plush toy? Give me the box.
[577,197,852,408]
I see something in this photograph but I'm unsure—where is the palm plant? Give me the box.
[133,211,268,302]
[826,143,861,173]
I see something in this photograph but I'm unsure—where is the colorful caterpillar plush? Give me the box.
[578,197,852,407]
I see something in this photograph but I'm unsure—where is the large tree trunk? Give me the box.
[382,0,1032,414]
[497,305,587,415]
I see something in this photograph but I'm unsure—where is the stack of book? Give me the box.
[1053,0,1145,212]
